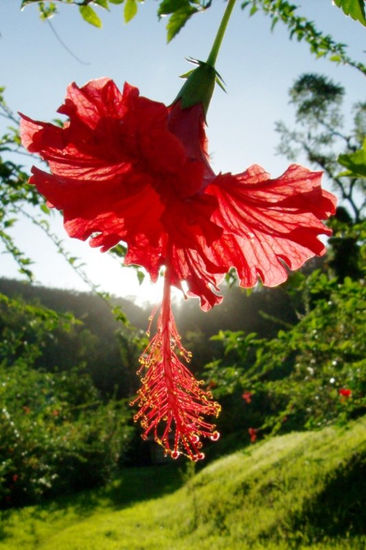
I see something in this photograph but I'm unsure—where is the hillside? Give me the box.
[0,277,148,333]
[1,416,365,550]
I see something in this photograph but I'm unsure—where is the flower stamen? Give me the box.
[131,263,221,460]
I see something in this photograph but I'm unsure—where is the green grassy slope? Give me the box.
[1,417,365,550]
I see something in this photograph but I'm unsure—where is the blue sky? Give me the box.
[0,0,365,304]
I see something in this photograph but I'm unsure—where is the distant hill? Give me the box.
[0,277,148,336]
[0,275,299,345]
[0,277,150,396]
[0,275,305,379]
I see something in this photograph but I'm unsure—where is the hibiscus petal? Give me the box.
[58,78,128,128]
[30,166,165,257]
[169,244,224,310]
[20,111,132,182]
[204,164,336,290]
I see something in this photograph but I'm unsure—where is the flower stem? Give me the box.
[206,0,236,67]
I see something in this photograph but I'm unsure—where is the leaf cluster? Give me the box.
[242,0,366,76]
[20,0,366,63]
[0,292,135,508]
[21,0,210,38]
[0,363,134,508]
[205,272,366,441]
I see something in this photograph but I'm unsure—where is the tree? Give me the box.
[276,74,365,223]
[276,73,366,280]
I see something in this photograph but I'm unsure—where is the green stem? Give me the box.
[206,0,237,67]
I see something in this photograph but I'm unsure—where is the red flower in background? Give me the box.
[248,427,257,443]
[242,391,252,404]
[339,388,352,398]
[20,78,336,460]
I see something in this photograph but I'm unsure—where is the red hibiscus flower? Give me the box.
[20,72,336,460]
[248,427,257,443]
[242,392,252,404]
[339,388,352,398]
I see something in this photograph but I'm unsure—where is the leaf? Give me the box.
[338,138,366,178]
[40,204,50,215]
[166,5,197,42]
[124,0,138,22]
[333,0,366,27]
[79,5,102,28]
[94,0,110,8]
[329,54,342,63]
[137,270,145,285]
[20,0,39,8]
[158,0,187,16]
[109,0,124,3]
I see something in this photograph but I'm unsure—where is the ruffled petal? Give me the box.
[204,164,336,289]
[30,166,165,256]
[20,80,189,187]
[169,244,225,310]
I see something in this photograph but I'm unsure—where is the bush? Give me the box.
[0,362,134,508]
[204,273,366,443]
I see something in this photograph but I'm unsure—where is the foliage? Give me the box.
[21,0,212,38]
[204,271,366,441]
[0,417,365,549]
[0,292,77,368]
[276,73,366,224]
[0,293,135,508]
[339,137,366,179]
[0,278,146,397]
[241,0,366,76]
[0,363,134,508]
[0,82,140,507]
[158,0,210,42]
[19,0,366,67]
[333,0,366,27]
[0,88,44,281]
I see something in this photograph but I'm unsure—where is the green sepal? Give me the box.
[175,58,224,115]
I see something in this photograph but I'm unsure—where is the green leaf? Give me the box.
[109,0,124,3]
[79,5,102,28]
[94,0,110,8]
[338,139,366,178]
[137,270,145,285]
[333,0,366,27]
[40,204,50,215]
[329,54,342,63]
[124,0,138,22]
[20,0,39,7]
[158,0,187,16]
[166,5,197,42]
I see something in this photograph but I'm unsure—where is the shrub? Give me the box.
[0,361,134,508]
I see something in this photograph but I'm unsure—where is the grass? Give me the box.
[1,416,365,549]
